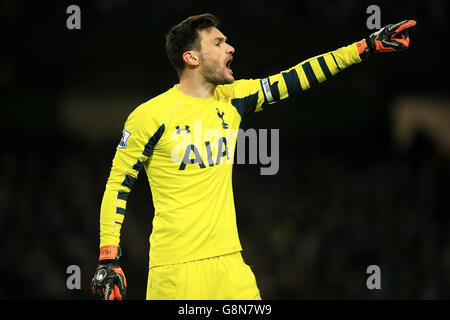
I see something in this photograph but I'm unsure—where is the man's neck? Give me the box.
[178,71,216,98]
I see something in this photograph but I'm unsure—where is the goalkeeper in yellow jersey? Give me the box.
[91,14,416,300]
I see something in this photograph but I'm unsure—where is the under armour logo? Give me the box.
[176,125,191,134]
[216,108,229,129]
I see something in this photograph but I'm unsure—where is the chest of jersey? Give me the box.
[154,100,241,171]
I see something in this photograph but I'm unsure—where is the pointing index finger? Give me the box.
[394,20,417,33]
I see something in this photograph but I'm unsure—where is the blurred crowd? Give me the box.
[1,130,448,299]
[237,132,450,299]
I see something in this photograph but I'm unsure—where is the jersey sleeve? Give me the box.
[99,106,164,248]
[229,42,362,118]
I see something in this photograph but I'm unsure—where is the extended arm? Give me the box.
[262,20,417,104]
[230,20,416,117]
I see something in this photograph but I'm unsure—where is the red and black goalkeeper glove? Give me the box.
[358,20,417,59]
[91,245,127,300]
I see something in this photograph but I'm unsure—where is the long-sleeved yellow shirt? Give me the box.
[99,42,362,267]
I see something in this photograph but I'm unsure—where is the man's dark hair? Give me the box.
[165,13,220,76]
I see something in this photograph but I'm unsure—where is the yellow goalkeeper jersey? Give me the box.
[99,42,362,268]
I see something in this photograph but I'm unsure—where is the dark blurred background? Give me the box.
[1,0,449,299]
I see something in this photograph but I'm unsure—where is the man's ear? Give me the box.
[182,51,200,68]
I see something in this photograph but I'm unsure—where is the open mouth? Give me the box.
[225,57,233,73]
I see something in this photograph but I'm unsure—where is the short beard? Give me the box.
[199,54,233,86]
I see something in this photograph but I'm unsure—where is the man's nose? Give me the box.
[227,43,235,54]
